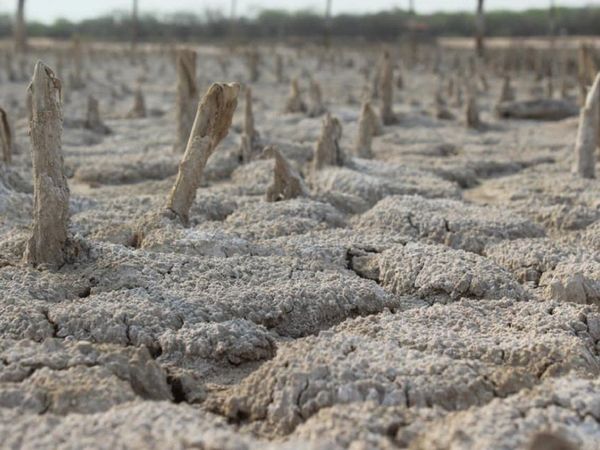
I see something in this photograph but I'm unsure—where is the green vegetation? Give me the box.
[0,6,598,43]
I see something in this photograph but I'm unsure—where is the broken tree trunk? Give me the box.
[447,76,455,98]
[307,78,326,117]
[217,54,230,77]
[84,95,111,135]
[313,113,344,171]
[55,51,64,78]
[478,72,489,93]
[284,78,307,113]
[369,104,384,137]
[166,83,240,225]
[379,50,396,125]
[127,87,146,118]
[69,36,85,90]
[246,49,260,83]
[499,74,515,103]
[396,66,404,90]
[371,64,381,100]
[578,45,597,106]
[466,85,481,129]
[174,49,199,153]
[23,61,70,268]
[18,57,28,80]
[131,0,139,60]
[546,75,554,99]
[435,89,455,121]
[263,145,308,202]
[475,0,485,59]
[275,54,284,83]
[5,52,17,82]
[545,60,555,99]
[0,108,12,164]
[240,86,261,163]
[14,0,27,53]
[362,100,383,136]
[453,82,464,108]
[560,77,570,100]
[573,73,600,179]
[355,101,376,158]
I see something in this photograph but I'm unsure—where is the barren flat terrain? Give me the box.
[0,40,599,449]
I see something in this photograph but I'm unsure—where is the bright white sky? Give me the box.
[0,0,595,23]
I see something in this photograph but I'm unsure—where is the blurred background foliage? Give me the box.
[0,6,598,42]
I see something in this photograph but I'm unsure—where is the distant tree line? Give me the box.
[0,6,598,43]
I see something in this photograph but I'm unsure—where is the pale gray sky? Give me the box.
[0,0,595,23]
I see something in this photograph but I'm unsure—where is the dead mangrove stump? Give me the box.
[0,108,12,164]
[245,49,260,83]
[313,113,344,171]
[165,82,240,225]
[263,145,308,202]
[174,49,199,153]
[379,50,397,125]
[240,87,262,163]
[355,101,377,158]
[84,95,111,135]
[284,78,307,114]
[466,86,482,130]
[499,75,515,103]
[127,87,147,119]
[275,54,285,84]
[573,73,600,179]
[23,62,71,269]
[307,79,326,118]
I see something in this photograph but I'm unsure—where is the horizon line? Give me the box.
[1,4,598,25]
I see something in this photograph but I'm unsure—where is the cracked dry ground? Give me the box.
[1,45,600,449]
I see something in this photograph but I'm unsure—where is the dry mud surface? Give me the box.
[0,43,599,449]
